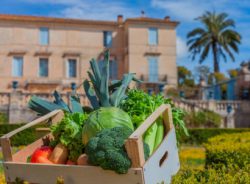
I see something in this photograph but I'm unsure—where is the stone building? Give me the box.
[0,14,179,93]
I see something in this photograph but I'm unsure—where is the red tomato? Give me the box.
[30,146,53,164]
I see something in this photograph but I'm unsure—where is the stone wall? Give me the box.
[0,91,89,124]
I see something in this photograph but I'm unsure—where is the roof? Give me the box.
[0,14,179,27]
[0,14,117,27]
[125,17,179,27]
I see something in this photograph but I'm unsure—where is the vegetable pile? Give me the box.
[27,49,188,174]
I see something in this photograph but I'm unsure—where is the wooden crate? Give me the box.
[1,104,180,184]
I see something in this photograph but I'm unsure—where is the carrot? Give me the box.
[77,154,88,165]
[49,143,68,164]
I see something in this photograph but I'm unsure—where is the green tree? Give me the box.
[208,72,228,84]
[187,11,241,72]
[178,66,195,87]
[208,72,228,95]
[228,69,239,78]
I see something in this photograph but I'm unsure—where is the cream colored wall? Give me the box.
[0,21,120,92]
[127,25,177,86]
[0,19,178,92]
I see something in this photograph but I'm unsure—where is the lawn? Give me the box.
[179,146,205,170]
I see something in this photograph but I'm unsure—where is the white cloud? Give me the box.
[57,2,137,20]
[151,0,206,21]
[20,0,82,5]
[151,0,250,22]
[20,0,138,21]
[176,36,188,59]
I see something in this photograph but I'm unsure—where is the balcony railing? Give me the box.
[140,74,168,84]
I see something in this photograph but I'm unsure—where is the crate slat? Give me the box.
[3,163,143,184]
[143,128,180,184]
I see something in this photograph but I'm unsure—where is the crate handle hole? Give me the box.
[159,151,168,167]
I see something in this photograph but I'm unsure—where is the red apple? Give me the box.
[30,146,54,164]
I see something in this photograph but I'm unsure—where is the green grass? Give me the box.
[179,146,206,170]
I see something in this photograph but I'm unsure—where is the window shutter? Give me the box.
[39,58,49,77]
[148,57,159,82]
[103,31,112,47]
[40,27,49,45]
[12,57,23,77]
[67,59,77,78]
[148,28,158,45]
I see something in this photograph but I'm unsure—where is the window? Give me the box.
[147,56,159,82]
[148,28,158,45]
[110,60,118,80]
[98,59,118,80]
[67,59,77,78]
[39,58,48,77]
[103,31,112,47]
[40,27,49,45]
[12,56,23,77]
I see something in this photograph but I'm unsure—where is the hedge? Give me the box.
[0,112,8,124]
[204,132,250,169]
[172,165,250,184]
[180,128,250,145]
[174,131,250,183]
[185,111,222,128]
[0,124,46,146]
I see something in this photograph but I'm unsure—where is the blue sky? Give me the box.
[1,0,249,76]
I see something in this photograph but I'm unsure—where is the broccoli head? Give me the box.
[85,127,133,174]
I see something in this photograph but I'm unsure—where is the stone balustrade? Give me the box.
[0,92,10,106]
[173,99,250,128]
[0,91,89,124]
[173,99,246,113]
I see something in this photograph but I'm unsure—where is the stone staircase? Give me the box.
[173,99,250,128]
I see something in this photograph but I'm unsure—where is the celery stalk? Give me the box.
[153,118,164,151]
[143,122,158,155]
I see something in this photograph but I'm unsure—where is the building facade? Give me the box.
[0,14,179,93]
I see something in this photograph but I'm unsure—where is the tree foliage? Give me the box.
[228,69,239,78]
[208,72,228,85]
[187,11,241,72]
[178,66,195,87]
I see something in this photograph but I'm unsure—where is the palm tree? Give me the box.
[187,11,241,72]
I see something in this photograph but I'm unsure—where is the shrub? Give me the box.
[204,132,250,169]
[0,112,8,124]
[172,165,250,184]
[180,128,250,145]
[166,87,179,98]
[0,124,46,146]
[185,110,222,128]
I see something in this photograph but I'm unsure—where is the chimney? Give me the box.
[164,16,170,21]
[117,15,123,24]
[141,10,145,17]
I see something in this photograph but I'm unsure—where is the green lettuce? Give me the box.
[50,112,88,162]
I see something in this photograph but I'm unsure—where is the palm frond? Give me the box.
[186,11,241,72]
[187,28,206,38]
